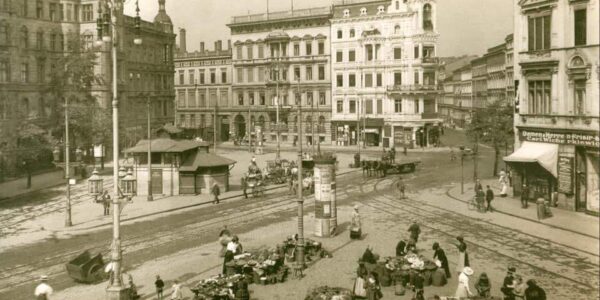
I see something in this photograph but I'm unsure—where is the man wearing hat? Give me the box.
[502,267,517,300]
[34,275,53,300]
[455,267,474,298]
[350,205,362,239]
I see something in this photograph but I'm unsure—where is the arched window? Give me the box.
[394,25,401,34]
[0,22,8,46]
[20,26,28,48]
[423,4,433,31]
[343,9,349,18]
[350,29,355,38]
[258,115,265,127]
[377,6,385,14]
[360,7,367,16]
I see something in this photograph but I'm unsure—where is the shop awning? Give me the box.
[503,141,558,177]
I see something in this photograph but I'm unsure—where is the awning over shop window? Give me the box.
[503,141,558,177]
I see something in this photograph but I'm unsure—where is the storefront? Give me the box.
[505,128,599,215]
[332,122,358,146]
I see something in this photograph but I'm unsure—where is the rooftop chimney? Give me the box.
[200,42,205,52]
[179,28,187,54]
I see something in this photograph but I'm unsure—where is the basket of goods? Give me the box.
[304,286,353,300]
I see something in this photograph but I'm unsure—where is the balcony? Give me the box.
[421,112,439,120]
[387,84,442,95]
[421,57,440,64]
[230,7,331,24]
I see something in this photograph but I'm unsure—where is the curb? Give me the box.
[444,184,599,240]
[49,168,360,233]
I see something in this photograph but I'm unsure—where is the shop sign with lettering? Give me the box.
[520,129,599,148]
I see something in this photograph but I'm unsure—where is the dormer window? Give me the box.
[360,7,367,16]
[343,9,350,18]
[377,6,385,14]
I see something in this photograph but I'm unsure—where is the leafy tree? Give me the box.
[466,100,514,177]
[45,34,111,151]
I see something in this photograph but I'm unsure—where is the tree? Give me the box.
[45,34,111,152]
[466,100,514,177]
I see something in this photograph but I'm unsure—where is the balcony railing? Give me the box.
[387,84,441,93]
[422,57,440,64]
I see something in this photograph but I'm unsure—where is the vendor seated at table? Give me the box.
[227,235,243,255]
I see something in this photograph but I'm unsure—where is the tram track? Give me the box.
[352,175,598,292]
[0,169,361,296]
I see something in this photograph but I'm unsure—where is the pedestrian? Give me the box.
[390,147,396,163]
[431,260,448,287]
[155,275,165,300]
[453,236,470,275]
[222,250,235,275]
[396,239,407,256]
[403,146,408,156]
[524,279,546,300]
[486,185,495,212]
[513,275,526,299]
[398,180,406,199]
[241,175,248,199]
[350,205,362,239]
[227,235,243,255]
[34,275,53,300]
[454,267,474,298]
[501,267,516,300]
[170,280,183,300]
[353,261,368,298]
[475,179,483,192]
[128,276,140,300]
[365,271,383,300]
[102,190,111,216]
[432,242,450,278]
[475,272,491,298]
[211,182,220,204]
[521,184,529,208]
[412,268,425,300]
[408,221,421,243]
[476,188,486,211]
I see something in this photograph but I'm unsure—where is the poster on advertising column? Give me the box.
[557,156,573,194]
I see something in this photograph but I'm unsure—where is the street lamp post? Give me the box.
[295,76,305,269]
[146,94,153,201]
[474,133,479,182]
[95,1,142,298]
[273,60,281,160]
[460,145,465,194]
[65,96,72,227]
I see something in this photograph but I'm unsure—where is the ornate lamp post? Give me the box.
[88,169,103,201]
[295,76,305,269]
[94,0,142,298]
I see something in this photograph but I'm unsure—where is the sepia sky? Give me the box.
[126,0,512,57]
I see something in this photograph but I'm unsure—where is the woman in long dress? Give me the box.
[455,267,474,298]
[454,236,469,275]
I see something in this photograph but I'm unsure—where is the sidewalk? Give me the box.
[446,178,600,239]
[0,150,358,252]
[0,169,64,200]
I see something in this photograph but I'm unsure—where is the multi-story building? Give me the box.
[507,0,599,214]
[438,56,476,126]
[331,0,442,149]
[0,0,175,176]
[471,56,487,109]
[484,43,507,105]
[226,6,333,147]
[174,31,232,142]
[504,34,515,102]
[452,64,473,127]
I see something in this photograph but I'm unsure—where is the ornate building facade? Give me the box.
[508,0,599,214]
[174,32,232,142]
[0,0,175,177]
[227,7,333,146]
[330,0,442,149]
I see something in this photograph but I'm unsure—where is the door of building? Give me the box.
[221,123,230,141]
[576,171,587,211]
[179,173,196,195]
[151,169,162,195]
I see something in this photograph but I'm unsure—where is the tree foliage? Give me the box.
[466,100,514,176]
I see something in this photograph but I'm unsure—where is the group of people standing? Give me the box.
[475,179,496,213]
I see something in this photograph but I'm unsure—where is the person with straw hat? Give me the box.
[34,275,53,300]
[455,267,474,298]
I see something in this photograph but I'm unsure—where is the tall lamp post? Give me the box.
[295,76,305,269]
[64,96,72,227]
[95,0,142,298]
[145,93,153,201]
[460,145,465,194]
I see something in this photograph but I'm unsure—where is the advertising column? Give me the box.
[313,157,337,237]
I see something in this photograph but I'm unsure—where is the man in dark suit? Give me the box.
[485,185,494,212]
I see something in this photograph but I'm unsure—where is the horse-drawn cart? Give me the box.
[246,174,265,197]
[264,159,289,185]
[65,250,106,283]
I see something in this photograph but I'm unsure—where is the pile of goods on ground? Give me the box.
[304,286,352,300]
[190,274,245,300]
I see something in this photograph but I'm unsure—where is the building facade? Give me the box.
[0,0,175,177]
[227,7,333,147]
[174,33,233,142]
[330,0,442,149]
[508,0,599,215]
